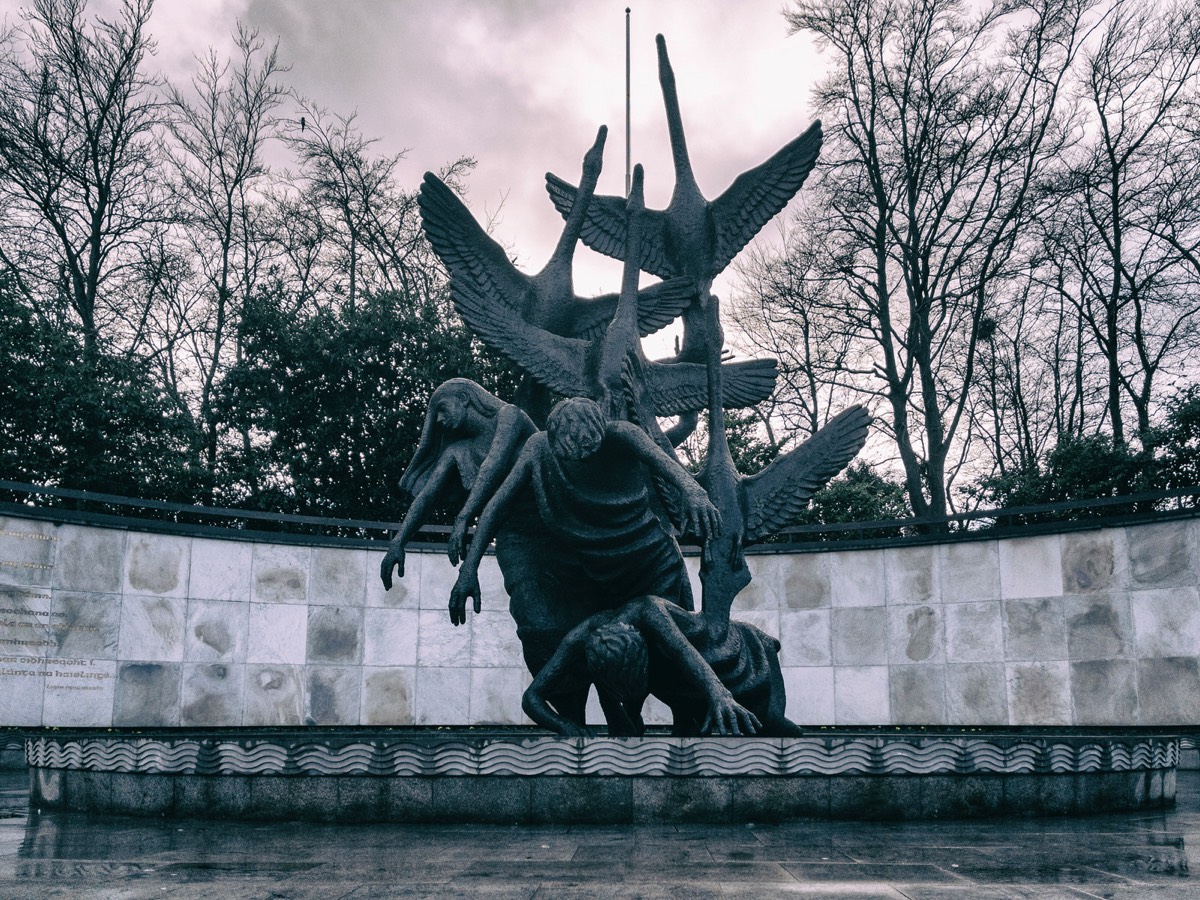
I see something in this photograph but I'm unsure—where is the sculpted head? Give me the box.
[429,378,500,433]
[546,396,606,460]
[585,621,648,704]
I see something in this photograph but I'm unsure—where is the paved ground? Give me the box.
[0,770,1195,899]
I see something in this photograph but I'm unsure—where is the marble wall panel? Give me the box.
[113,662,181,726]
[1137,656,1200,724]
[43,658,116,727]
[243,664,305,726]
[418,554,458,610]
[361,667,415,725]
[0,655,44,725]
[49,591,119,659]
[940,542,1000,603]
[309,547,367,607]
[999,535,1063,600]
[188,538,252,602]
[735,609,780,643]
[305,666,361,725]
[1061,530,1117,593]
[0,585,52,659]
[185,598,247,663]
[0,518,57,588]
[1131,588,1200,659]
[831,608,887,666]
[888,604,943,665]
[771,552,831,610]
[945,663,1007,724]
[469,666,529,725]
[1004,597,1067,662]
[366,548,420,609]
[833,665,890,724]
[362,608,418,667]
[1070,659,1137,725]
[779,609,831,666]
[1127,521,1195,589]
[470,608,523,669]
[251,544,309,604]
[1006,661,1072,724]
[890,665,946,724]
[414,666,471,725]
[416,609,472,667]
[782,665,834,724]
[118,595,186,662]
[124,534,190,598]
[944,601,1003,664]
[1064,594,1131,661]
[884,545,937,605]
[246,603,307,665]
[181,663,244,726]
[828,550,885,608]
[306,606,364,666]
[52,525,124,593]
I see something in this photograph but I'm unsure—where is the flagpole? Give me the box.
[625,7,631,198]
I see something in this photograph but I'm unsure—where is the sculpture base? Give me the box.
[25,730,1179,823]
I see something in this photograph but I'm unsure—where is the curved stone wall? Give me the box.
[1,512,1197,728]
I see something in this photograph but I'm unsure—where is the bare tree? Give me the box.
[0,0,164,359]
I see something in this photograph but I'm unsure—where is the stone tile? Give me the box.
[184,597,248,662]
[1003,597,1066,661]
[188,537,253,602]
[118,595,186,662]
[683,555,703,608]
[361,666,416,725]
[42,657,116,726]
[884,545,937,605]
[1127,521,1195,589]
[532,776,632,824]
[246,602,307,664]
[305,665,361,725]
[306,606,364,665]
[779,553,832,610]
[999,534,1063,599]
[945,663,1007,724]
[828,549,885,608]
[417,608,473,667]
[123,533,190,597]
[113,661,181,726]
[1131,587,1200,658]
[52,524,125,593]
[0,518,56,588]
[363,607,419,667]
[890,665,946,724]
[833,665,890,724]
[1064,593,1131,660]
[735,609,780,642]
[940,541,1000,602]
[0,657,44,725]
[476,555,509,609]
[738,554,784,611]
[470,666,529,725]
[831,607,887,665]
[0,585,52,659]
[1006,661,1071,724]
[779,609,831,666]
[415,666,471,725]
[1061,530,1116,593]
[888,604,943,665]
[1137,657,1200,724]
[181,663,245,726]
[419,552,459,610]
[782,666,833,724]
[48,590,119,659]
[251,543,309,603]
[309,547,367,607]
[471,608,523,668]
[632,776,731,823]
[366,542,421,608]
[242,664,305,725]
[643,692,672,726]
[1071,659,1137,725]
[944,600,1002,664]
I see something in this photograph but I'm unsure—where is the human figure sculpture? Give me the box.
[522,595,804,738]
[379,378,536,589]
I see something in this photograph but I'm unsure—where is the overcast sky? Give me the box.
[4,0,826,345]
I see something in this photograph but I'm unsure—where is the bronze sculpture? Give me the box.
[380,33,868,737]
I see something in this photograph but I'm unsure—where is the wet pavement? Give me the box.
[0,769,1195,899]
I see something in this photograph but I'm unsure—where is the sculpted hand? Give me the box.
[683,489,722,543]
[702,691,761,737]
[448,570,481,626]
[447,520,468,566]
[379,544,405,591]
[558,722,600,738]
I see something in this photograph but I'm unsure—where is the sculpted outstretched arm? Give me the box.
[448,405,534,564]
[380,454,456,591]
[448,441,536,625]
[521,621,596,737]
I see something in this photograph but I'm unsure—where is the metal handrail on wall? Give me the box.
[1,478,1199,554]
